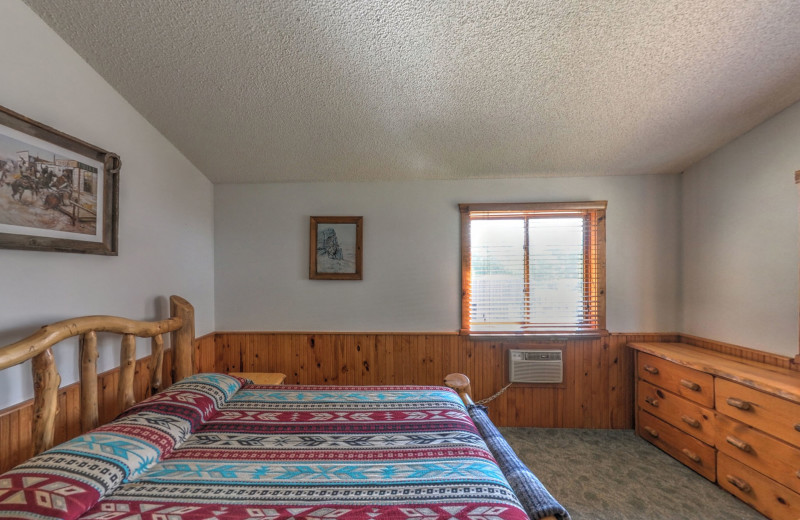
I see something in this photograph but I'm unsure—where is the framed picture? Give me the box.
[0,105,120,255]
[309,216,363,280]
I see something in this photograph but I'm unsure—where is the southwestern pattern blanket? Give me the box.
[0,374,534,520]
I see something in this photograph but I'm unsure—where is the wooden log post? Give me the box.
[79,331,99,432]
[444,373,475,406]
[32,348,61,455]
[118,334,136,411]
[170,295,195,382]
[150,334,164,396]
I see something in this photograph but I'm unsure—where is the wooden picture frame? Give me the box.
[0,105,120,255]
[309,216,362,280]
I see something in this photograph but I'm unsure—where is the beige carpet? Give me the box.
[499,428,766,520]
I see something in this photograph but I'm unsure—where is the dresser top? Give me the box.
[628,342,800,404]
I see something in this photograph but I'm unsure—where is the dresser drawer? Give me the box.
[718,452,800,520]
[716,378,800,449]
[716,414,800,495]
[637,353,714,407]
[638,380,715,445]
[639,411,716,481]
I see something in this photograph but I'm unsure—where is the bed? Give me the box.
[0,296,568,520]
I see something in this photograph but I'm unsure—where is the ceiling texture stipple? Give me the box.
[22,0,800,183]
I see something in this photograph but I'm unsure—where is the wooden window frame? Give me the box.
[459,201,607,337]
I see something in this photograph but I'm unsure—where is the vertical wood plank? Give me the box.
[607,335,622,428]
[397,335,411,385]
[592,337,610,428]
[101,371,118,424]
[215,334,227,372]
[374,335,387,384]
[55,389,67,445]
[9,409,20,467]
[301,335,314,385]
[422,335,433,385]
[17,405,33,463]
[244,334,255,372]
[430,335,442,389]
[342,335,355,385]
[150,334,164,395]
[79,331,99,432]
[0,410,10,470]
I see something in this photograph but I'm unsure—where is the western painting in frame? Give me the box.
[0,105,120,255]
[310,216,363,280]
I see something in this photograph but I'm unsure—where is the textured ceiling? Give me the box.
[22,0,800,183]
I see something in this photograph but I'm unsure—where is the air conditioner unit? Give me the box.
[509,350,563,383]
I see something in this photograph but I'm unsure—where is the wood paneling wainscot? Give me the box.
[0,331,682,472]
[3,330,792,475]
[0,333,215,474]
[214,332,677,428]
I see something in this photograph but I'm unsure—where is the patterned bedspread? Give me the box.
[0,374,531,520]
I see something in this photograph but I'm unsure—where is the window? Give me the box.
[460,202,607,335]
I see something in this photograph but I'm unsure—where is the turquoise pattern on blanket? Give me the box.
[231,389,464,404]
[185,372,243,399]
[55,433,161,482]
[140,459,507,484]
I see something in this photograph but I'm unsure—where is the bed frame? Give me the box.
[0,295,195,456]
[0,297,480,455]
[0,300,561,520]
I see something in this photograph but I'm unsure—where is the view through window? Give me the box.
[460,202,606,335]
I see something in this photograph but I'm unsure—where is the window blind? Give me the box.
[460,202,606,335]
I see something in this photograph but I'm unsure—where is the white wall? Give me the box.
[0,1,215,408]
[215,175,681,333]
[682,101,800,358]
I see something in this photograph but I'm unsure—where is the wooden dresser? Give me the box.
[629,342,800,520]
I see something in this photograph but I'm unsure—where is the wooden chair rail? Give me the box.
[0,295,195,455]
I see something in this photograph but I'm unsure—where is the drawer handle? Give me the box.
[725,474,752,493]
[644,396,659,408]
[725,435,752,453]
[642,364,659,375]
[681,415,701,428]
[680,379,700,392]
[726,397,752,411]
[681,448,701,463]
[643,426,659,438]
[795,424,800,433]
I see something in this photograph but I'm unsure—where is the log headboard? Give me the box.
[0,295,195,456]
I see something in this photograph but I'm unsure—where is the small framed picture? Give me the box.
[309,216,362,280]
[0,105,120,255]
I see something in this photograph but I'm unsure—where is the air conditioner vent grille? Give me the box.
[509,350,563,383]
